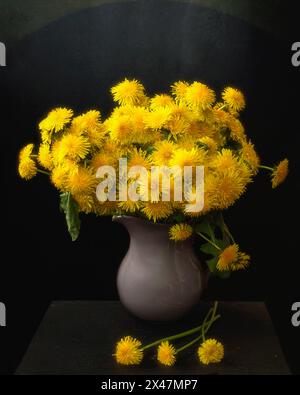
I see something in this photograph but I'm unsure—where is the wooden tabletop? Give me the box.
[16,301,290,375]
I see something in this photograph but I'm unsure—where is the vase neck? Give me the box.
[113,215,170,239]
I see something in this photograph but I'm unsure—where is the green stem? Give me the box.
[177,334,203,353]
[259,165,273,172]
[206,302,218,333]
[201,310,210,342]
[37,169,50,176]
[196,231,221,251]
[207,221,216,244]
[217,104,227,111]
[177,308,220,353]
[177,316,220,353]
[142,324,203,350]
[142,302,219,351]
[220,213,235,244]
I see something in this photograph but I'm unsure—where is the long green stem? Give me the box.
[142,302,219,351]
[142,324,204,350]
[259,165,273,172]
[205,302,218,334]
[201,304,215,341]
[37,169,50,176]
[196,231,221,251]
[177,304,220,353]
[220,213,235,244]
[176,319,219,353]
[207,221,216,244]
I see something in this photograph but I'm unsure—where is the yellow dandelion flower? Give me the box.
[237,161,253,185]
[198,136,218,153]
[168,116,190,137]
[54,134,91,163]
[185,82,216,110]
[19,143,34,161]
[95,200,119,215]
[231,251,250,271]
[176,135,196,150]
[142,201,173,222]
[100,139,123,159]
[271,159,289,188]
[151,140,175,166]
[184,173,215,216]
[166,103,192,136]
[211,149,239,172]
[106,114,133,143]
[168,102,192,119]
[198,339,224,365]
[50,165,71,191]
[188,120,215,140]
[130,111,160,144]
[39,107,73,134]
[222,87,245,112]
[170,147,206,168]
[114,336,143,365]
[66,166,97,195]
[150,94,174,109]
[240,140,260,174]
[73,194,95,214]
[212,108,230,126]
[157,341,176,366]
[40,129,52,144]
[118,199,142,213]
[212,170,247,209]
[217,244,250,271]
[169,223,193,241]
[85,124,105,148]
[171,80,189,102]
[128,148,150,170]
[38,144,53,170]
[18,144,37,179]
[50,140,61,165]
[227,116,246,142]
[90,151,117,170]
[111,78,146,106]
[217,244,239,271]
[127,106,149,142]
[71,110,105,148]
[145,107,171,129]
[73,109,101,129]
[18,158,37,180]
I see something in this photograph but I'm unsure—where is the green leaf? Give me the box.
[215,239,228,250]
[59,192,81,241]
[206,256,231,278]
[194,220,215,237]
[207,257,218,273]
[200,242,219,256]
[199,238,228,256]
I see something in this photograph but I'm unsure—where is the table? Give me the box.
[16,301,290,375]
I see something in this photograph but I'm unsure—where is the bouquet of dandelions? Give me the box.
[18,79,288,367]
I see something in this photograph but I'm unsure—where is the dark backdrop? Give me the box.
[0,0,299,374]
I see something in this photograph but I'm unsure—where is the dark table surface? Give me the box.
[16,301,290,375]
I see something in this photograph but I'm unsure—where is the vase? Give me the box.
[113,215,206,321]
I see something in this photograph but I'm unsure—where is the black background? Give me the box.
[0,0,299,375]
